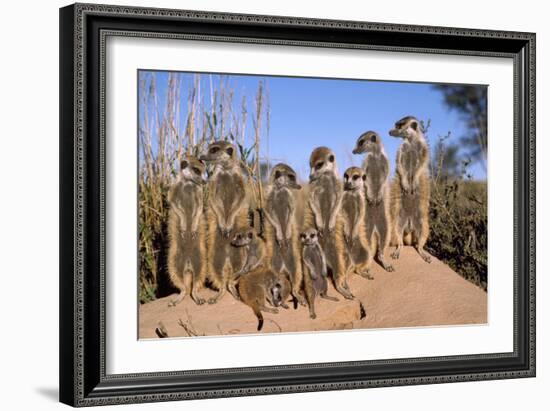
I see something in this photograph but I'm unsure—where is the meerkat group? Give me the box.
[165,115,432,329]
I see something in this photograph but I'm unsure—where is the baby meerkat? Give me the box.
[340,167,373,279]
[264,163,306,306]
[229,228,266,299]
[306,147,352,300]
[300,228,339,319]
[389,116,432,263]
[238,268,291,331]
[353,131,394,272]
[200,141,250,304]
[166,156,207,306]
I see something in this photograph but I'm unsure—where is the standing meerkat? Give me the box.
[340,167,374,279]
[200,141,249,304]
[352,131,394,272]
[263,163,306,306]
[300,228,339,319]
[166,156,207,306]
[388,116,432,263]
[305,147,353,300]
[238,268,291,331]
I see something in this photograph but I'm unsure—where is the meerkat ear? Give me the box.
[328,154,335,163]
[180,160,188,169]
[410,121,418,131]
[225,146,234,157]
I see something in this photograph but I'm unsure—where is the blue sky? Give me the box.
[139,71,486,180]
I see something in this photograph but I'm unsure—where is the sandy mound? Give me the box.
[139,247,487,338]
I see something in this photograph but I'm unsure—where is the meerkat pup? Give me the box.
[300,228,339,319]
[306,147,353,299]
[263,163,306,306]
[229,228,266,299]
[200,141,249,304]
[352,131,394,272]
[166,156,207,306]
[388,116,432,263]
[238,268,291,331]
[340,167,373,278]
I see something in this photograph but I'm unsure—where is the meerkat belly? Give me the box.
[367,156,386,194]
[172,183,200,231]
[317,175,337,223]
[342,195,361,236]
[215,172,245,218]
[272,189,292,231]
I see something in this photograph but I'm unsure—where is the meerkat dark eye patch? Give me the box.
[362,174,367,181]
[353,175,360,181]
[288,174,296,181]
[309,233,315,239]
[225,147,234,156]
[180,160,188,169]
[209,146,219,154]
[300,234,306,239]
[359,139,364,145]
[192,167,201,175]
[315,162,324,170]
[248,232,253,239]
[344,173,349,180]
[410,121,418,131]
[370,134,377,143]
[328,155,335,163]
[274,170,282,179]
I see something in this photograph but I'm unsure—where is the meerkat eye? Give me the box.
[344,173,349,180]
[300,234,305,240]
[359,139,364,145]
[328,155,335,163]
[180,160,188,169]
[274,170,282,179]
[410,121,418,131]
[370,135,377,143]
[362,174,367,181]
[353,175,360,181]
[310,233,316,239]
[225,147,234,156]
[315,161,324,170]
[192,167,201,175]
[288,174,296,181]
[248,232,253,239]
[209,146,219,154]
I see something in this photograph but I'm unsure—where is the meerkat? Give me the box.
[340,167,374,279]
[300,228,339,319]
[263,163,306,306]
[388,116,432,263]
[200,141,250,304]
[238,268,291,331]
[229,228,266,299]
[305,147,353,300]
[352,131,394,272]
[166,156,207,306]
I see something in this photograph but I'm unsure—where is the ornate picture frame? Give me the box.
[59,3,535,407]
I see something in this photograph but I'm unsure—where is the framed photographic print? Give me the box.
[59,3,536,407]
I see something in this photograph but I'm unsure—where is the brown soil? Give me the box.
[139,247,487,338]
